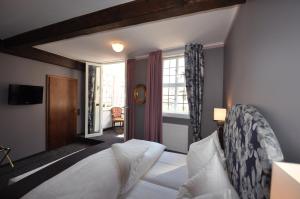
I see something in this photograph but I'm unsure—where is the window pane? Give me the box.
[170,67,176,75]
[168,95,175,103]
[163,68,169,75]
[163,103,169,112]
[178,57,184,67]
[184,97,188,103]
[163,96,169,102]
[168,103,175,111]
[163,60,170,68]
[163,76,169,84]
[163,87,168,95]
[169,59,176,67]
[169,76,176,83]
[177,74,185,83]
[177,66,185,75]
[169,87,175,95]
[176,103,184,112]
[177,95,186,103]
[177,87,186,95]
[184,104,189,112]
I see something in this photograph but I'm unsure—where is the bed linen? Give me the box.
[17,139,166,199]
[22,148,121,199]
[119,180,178,199]
[121,151,188,199]
[4,140,189,199]
[177,153,239,199]
[113,139,166,194]
[2,142,115,199]
[142,152,188,190]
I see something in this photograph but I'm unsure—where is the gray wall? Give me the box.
[133,47,224,143]
[201,47,224,139]
[0,52,84,162]
[133,59,147,139]
[224,0,300,162]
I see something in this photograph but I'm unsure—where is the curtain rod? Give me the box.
[134,42,224,60]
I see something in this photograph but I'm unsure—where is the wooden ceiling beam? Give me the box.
[0,40,84,70]
[3,0,246,48]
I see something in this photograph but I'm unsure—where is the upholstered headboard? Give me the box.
[223,104,283,199]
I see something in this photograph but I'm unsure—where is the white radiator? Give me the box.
[162,123,188,153]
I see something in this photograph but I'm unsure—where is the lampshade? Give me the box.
[112,42,124,52]
[213,108,226,121]
[271,162,300,199]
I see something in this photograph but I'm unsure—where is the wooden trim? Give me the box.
[0,42,84,70]
[3,0,246,48]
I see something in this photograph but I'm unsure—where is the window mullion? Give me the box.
[174,57,179,112]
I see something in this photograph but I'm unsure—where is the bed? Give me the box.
[1,104,284,199]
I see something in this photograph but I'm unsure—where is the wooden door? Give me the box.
[47,75,78,150]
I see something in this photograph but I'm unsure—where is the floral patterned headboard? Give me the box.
[223,104,284,199]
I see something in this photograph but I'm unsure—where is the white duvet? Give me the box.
[22,139,165,199]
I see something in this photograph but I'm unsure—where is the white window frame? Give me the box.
[162,55,189,119]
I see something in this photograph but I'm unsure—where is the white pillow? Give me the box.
[187,131,225,178]
[112,143,149,194]
[211,131,226,162]
[112,139,166,195]
[177,153,239,199]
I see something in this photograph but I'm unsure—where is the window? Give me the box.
[163,56,189,116]
[101,62,125,108]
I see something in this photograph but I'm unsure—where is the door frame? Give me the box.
[46,75,78,150]
[85,62,103,138]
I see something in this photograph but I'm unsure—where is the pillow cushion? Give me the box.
[187,131,225,178]
[112,143,149,194]
[178,153,239,199]
[211,131,225,162]
[112,139,166,195]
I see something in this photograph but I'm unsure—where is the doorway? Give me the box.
[84,62,126,141]
[101,62,126,140]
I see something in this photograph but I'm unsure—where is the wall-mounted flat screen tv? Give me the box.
[8,84,43,105]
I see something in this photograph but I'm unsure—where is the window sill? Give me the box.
[163,112,190,119]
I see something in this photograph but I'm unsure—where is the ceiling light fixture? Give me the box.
[112,42,124,53]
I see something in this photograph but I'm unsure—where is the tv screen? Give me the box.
[8,84,43,105]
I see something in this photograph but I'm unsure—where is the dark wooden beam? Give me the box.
[3,0,246,48]
[0,40,84,70]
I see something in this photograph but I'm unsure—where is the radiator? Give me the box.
[162,123,188,153]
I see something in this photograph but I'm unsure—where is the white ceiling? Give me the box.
[0,0,239,63]
[36,6,239,63]
[0,0,133,39]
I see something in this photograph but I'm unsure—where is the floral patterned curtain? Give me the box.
[88,65,97,134]
[185,44,205,142]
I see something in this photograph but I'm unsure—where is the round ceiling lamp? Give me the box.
[112,42,124,53]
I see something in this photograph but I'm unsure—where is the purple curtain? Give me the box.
[126,59,136,141]
[144,51,163,143]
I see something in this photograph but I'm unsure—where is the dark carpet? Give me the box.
[0,128,123,191]
[92,127,124,144]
